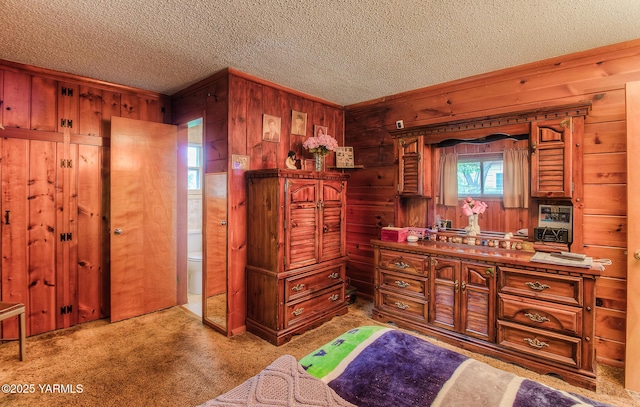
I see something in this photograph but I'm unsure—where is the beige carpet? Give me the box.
[0,299,638,407]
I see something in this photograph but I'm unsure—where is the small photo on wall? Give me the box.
[314,125,328,138]
[291,110,307,136]
[262,114,281,142]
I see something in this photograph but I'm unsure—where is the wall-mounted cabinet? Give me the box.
[397,135,431,197]
[530,117,578,199]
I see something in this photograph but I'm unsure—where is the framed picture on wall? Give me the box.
[314,125,328,138]
[336,146,354,168]
[291,110,307,136]
[262,114,281,142]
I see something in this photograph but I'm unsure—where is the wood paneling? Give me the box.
[0,59,169,337]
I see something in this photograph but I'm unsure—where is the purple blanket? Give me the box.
[300,326,612,407]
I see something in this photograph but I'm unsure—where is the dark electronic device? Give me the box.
[534,227,570,243]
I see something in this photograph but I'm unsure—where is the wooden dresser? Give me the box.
[371,239,602,390]
[246,169,349,345]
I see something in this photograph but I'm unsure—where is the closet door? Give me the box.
[1,138,58,336]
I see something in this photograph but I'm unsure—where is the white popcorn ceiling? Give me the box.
[2,0,640,106]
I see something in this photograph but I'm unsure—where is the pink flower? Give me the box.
[303,134,339,156]
[462,197,487,215]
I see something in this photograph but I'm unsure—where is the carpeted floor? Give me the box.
[0,299,638,407]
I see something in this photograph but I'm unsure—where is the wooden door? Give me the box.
[530,119,572,198]
[625,81,640,391]
[110,117,177,322]
[285,179,319,270]
[205,173,227,296]
[460,262,495,341]
[319,180,346,261]
[1,138,30,337]
[429,257,459,331]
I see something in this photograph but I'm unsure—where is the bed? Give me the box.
[203,326,613,406]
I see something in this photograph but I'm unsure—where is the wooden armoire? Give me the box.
[245,169,348,345]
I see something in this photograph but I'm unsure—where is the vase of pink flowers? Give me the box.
[461,197,487,236]
[303,133,339,171]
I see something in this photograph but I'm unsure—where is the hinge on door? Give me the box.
[60,232,72,242]
[60,304,72,315]
[60,159,73,168]
[284,256,286,267]
[60,118,73,128]
[61,87,74,97]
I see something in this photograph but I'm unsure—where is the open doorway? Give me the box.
[183,118,204,316]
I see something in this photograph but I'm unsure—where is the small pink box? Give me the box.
[381,227,409,242]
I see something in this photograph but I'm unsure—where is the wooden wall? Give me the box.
[344,39,640,367]
[0,59,170,337]
[173,69,345,335]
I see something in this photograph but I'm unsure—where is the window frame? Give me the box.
[456,152,504,198]
[187,143,203,192]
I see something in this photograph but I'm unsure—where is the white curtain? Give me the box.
[503,148,529,208]
[438,152,458,206]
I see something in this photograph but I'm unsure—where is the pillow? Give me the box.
[200,354,355,406]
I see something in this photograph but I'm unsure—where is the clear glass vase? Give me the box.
[314,154,325,172]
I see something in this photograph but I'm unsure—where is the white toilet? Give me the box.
[187,231,203,295]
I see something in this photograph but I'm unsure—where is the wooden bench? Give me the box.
[0,302,26,360]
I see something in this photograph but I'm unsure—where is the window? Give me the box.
[188,144,202,190]
[457,153,503,197]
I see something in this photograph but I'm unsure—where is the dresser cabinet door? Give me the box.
[460,262,496,341]
[429,257,459,331]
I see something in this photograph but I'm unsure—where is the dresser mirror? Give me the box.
[431,133,531,238]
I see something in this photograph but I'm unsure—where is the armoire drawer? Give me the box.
[497,320,581,368]
[498,267,582,306]
[498,294,582,336]
[285,264,345,302]
[379,269,427,299]
[379,250,427,275]
[285,286,344,327]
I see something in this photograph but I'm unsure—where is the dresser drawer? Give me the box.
[499,294,582,336]
[378,290,428,323]
[285,286,344,327]
[379,250,427,275]
[497,320,581,368]
[498,267,582,306]
[285,263,344,302]
[379,269,427,299]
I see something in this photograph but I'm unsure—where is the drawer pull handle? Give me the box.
[454,280,459,292]
[395,280,410,288]
[392,260,410,269]
[525,281,550,291]
[292,308,304,316]
[292,283,305,292]
[328,272,340,279]
[524,312,550,323]
[394,301,410,310]
[328,294,340,302]
[524,337,549,349]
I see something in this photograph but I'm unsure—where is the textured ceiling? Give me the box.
[2,0,640,106]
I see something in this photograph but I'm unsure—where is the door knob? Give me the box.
[635,250,640,260]
[114,228,123,235]
[220,220,227,226]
